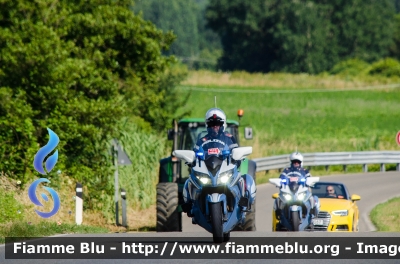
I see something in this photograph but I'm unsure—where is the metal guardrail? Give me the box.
[253,151,400,172]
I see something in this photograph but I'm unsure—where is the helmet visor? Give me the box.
[291,160,301,166]
[207,120,223,127]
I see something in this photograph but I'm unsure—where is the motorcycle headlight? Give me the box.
[193,171,211,185]
[332,210,348,216]
[283,194,292,201]
[297,192,306,201]
[217,169,234,184]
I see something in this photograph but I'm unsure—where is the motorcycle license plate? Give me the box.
[313,219,324,225]
[290,177,298,182]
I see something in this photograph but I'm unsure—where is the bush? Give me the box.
[367,58,400,77]
[330,59,370,76]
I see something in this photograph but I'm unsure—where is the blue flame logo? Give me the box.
[30,128,60,218]
[33,128,59,175]
[28,178,61,218]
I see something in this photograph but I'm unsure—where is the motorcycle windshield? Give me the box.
[289,181,300,193]
[204,155,223,176]
[201,141,227,176]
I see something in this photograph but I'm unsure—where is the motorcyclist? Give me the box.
[181,107,256,217]
[279,151,310,180]
[193,107,238,155]
[273,151,320,224]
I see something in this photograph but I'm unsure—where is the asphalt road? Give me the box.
[1,171,399,264]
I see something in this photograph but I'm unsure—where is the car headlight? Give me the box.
[217,169,234,184]
[297,192,306,201]
[332,210,348,216]
[283,194,292,201]
[193,171,211,185]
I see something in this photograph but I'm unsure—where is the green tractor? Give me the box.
[156,110,257,232]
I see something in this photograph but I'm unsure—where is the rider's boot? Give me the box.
[182,179,194,217]
[309,195,315,218]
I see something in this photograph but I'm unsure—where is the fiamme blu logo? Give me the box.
[29,128,61,218]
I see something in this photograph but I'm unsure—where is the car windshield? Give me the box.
[311,183,348,199]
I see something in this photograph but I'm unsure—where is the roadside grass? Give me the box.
[0,221,109,244]
[370,197,400,232]
[0,169,159,244]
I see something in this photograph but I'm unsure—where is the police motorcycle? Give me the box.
[173,142,255,243]
[269,172,320,231]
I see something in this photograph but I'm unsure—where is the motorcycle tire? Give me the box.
[291,211,300,231]
[210,202,224,243]
[156,183,182,232]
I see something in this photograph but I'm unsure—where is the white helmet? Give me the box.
[205,108,227,133]
[289,151,303,167]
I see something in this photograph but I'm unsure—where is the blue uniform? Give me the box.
[194,131,238,153]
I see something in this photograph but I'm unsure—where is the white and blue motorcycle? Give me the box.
[173,143,256,243]
[269,172,320,231]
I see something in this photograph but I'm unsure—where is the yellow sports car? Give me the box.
[309,181,361,231]
[272,181,361,232]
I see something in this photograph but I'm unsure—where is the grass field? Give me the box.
[179,72,400,159]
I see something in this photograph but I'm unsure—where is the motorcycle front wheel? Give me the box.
[291,211,300,231]
[210,202,224,243]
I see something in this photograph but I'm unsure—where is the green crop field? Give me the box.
[176,71,400,179]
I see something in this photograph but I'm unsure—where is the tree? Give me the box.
[0,0,187,208]
[206,0,271,72]
[133,0,200,58]
[206,0,395,73]
[329,0,395,63]
[389,13,400,59]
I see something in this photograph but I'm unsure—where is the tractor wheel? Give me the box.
[156,183,182,232]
